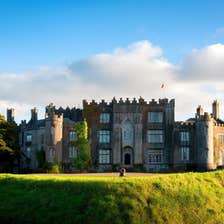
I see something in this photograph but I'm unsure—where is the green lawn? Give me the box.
[0,171,224,224]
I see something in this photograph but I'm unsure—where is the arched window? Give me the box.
[122,120,134,147]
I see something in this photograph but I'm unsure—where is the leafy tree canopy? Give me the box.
[0,114,5,122]
[0,113,19,172]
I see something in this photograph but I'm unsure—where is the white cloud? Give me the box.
[180,44,224,81]
[0,40,224,122]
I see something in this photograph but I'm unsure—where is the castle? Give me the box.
[6,97,224,172]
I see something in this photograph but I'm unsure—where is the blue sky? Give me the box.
[1,0,224,72]
[1,0,224,121]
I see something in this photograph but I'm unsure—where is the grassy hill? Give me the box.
[0,171,224,224]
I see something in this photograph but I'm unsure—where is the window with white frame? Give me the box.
[148,112,163,123]
[180,131,190,143]
[181,147,189,161]
[69,146,77,158]
[99,130,110,143]
[100,113,110,123]
[69,131,77,141]
[26,134,32,142]
[148,151,163,163]
[99,149,111,164]
[26,147,31,158]
[147,130,163,143]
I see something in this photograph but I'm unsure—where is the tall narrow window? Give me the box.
[69,146,77,158]
[51,126,54,135]
[69,131,77,141]
[99,149,111,164]
[148,151,163,163]
[50,148,56,157]
[148,112,163,123]
[41,134,44,144]
[26,134,32,142]
[99,130,110,143]
[26,147,31,158]
[147,130,163,143]
[122,120,134,147]
[180,132,190,143]
[181,147,189,161]
[100,113,110,123]
[218,135,224,143]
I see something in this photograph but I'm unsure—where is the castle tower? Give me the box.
[212,100,219,120]
[196,105,204,117]
[31,107,38,122]
[195,113,215,170]
[45,103,55,118]
[7,108,15,122]
[45,104,63,164]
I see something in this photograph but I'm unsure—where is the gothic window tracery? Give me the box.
[122,120,134,147]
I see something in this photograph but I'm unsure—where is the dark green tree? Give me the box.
[35,149,46,169]
[0,114,19,172]
[72,120,91,172]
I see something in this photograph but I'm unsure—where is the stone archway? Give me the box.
[122,147,133,166]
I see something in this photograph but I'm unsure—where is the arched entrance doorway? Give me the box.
[124,153,131,165]
[122,147,133,166]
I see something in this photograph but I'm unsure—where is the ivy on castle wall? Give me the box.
[72,120,91,172]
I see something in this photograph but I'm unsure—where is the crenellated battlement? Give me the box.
[45,103,82,122]
[83,97,175,107]
[175,121,195,127]
[45,113,63,124]
[214,123,224,127]
[21,120,26,124]
[48,113,63,120]
[196,112,213,121]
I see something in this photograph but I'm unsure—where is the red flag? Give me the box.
[161,83,165,88]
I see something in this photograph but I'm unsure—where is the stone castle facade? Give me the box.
[6,97,224,172]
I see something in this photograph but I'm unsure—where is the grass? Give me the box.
[0,171,224,224]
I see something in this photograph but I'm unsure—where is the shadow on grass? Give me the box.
[0,171,224,224]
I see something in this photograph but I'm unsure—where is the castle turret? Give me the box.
[7,108,15,122]
[45,104,63,163]
[31,107,38,122]
[196,105,204,117]
[45,103,55,118]
[195,113,215,170]
[212,100,219,120]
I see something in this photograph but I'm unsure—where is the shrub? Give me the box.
[49,164,60,174]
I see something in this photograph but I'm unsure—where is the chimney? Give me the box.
[7,108,15,122]
[212,100,219,120]
[196,105,204,117]
[31,107,38,122]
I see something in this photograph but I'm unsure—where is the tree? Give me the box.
[72,120,91,172]
[35,149,46,169]
[0,114,5,122]
[0,115,19,172]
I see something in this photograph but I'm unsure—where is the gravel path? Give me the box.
[32,172,161,177]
